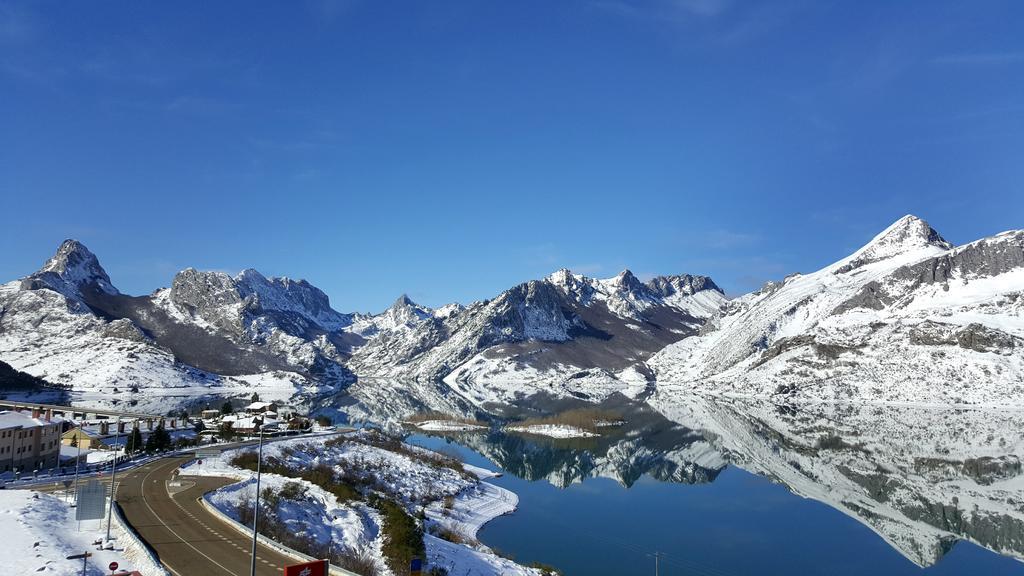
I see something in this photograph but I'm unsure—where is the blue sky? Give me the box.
[2,1,1022,312]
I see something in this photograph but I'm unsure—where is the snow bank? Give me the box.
[1,490,167,576]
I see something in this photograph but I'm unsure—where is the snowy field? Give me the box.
[1,489,166,576]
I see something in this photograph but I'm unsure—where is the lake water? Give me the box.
[322,381,1024,576]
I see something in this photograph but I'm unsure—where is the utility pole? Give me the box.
[250,416,264,576]
[648,552,664,576]
[105,416,121,542]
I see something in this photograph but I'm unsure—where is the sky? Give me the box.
[2,1,1022,312]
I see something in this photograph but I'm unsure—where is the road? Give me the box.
[114,456,299,576]
[22,432,353,575]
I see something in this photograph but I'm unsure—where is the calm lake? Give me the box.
[323,381,1024,576]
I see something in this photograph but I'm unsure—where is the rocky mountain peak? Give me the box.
[844,215,953,270]
[22,239,119,298]
[607,269,647,293]
[392,293,417,308]
[646,274,724,297]
[380,293,431,328]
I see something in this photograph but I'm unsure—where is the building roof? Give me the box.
[244,401,274,411]
[230,416,279,430]
[0,410,64,429]
[62,428,102,439]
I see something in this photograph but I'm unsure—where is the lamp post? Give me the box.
[249,416,264,576]
[105,416,122,542]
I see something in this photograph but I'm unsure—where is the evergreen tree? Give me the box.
[250,392,260,403]
[218,421,235,441]
[126,426,144,454]
[221,401,233,415]
[145,424,172,453]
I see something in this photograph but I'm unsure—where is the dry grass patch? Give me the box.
[405,411,487,427]
[511,408,624,434]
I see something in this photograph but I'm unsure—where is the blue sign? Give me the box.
[410,558,422,575]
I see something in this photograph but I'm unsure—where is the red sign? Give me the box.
[283,560,328,576]
[108,561,119,571]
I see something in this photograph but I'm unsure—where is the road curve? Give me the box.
[116,456,299,576]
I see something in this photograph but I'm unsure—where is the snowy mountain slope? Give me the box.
[647,216,1024,406]
[0,240,354,411]
[348,269,726,394]
[650,393,1024,567]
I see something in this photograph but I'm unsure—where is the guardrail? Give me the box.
[112,501,171,576]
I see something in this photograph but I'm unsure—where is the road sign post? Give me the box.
[109,561,119,573]
[76,479,106,521]
[67,551,91,576]
[283,559,328,576]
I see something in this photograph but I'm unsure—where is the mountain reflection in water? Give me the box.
[319,379,1024,574]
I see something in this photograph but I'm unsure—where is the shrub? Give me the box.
[279,481,307,501]
[370,495,424,575]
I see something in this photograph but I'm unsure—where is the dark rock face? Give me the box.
[754,335,816,367]
[892,231,1024,288]
[832,281,890,314]
[647,274,723,298]
[910,321,1019,354]
[480,280,597,346]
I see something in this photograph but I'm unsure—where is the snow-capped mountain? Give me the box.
[0,240,357,411]
[646,215,1024,407]
[347,294,453,337]
[347,268,727,398]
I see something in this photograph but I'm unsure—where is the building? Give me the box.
[0,409,64,473]
[61,427,108,450]
[227,415,280,435]
[244,401,277,415]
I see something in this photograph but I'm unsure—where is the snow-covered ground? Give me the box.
[179,433,545,575]
[505,424,599,438]
[1,489,166,576]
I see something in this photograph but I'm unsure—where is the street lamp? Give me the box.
[105,416,122,543]
[249,415,265,576]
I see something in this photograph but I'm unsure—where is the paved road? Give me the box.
[115,456,298,576]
